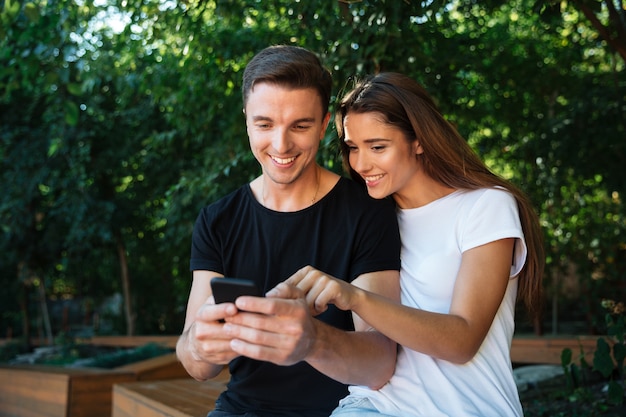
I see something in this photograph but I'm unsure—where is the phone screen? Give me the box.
[211,277,261,304]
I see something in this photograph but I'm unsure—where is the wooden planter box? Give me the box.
[0,365,135,417]
[0,353,188,417]
[510,335,611,365]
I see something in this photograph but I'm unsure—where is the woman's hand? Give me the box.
[267,265,360,315]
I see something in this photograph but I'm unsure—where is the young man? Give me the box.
[176,45,401,417]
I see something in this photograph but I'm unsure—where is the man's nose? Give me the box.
[271,129,290,153]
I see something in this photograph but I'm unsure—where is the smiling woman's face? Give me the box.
[343,111,421,202]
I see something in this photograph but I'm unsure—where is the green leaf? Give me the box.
[593,338,615,378]
[607,380,624,406]
[1,0,20,26]
[67,83,83,96]
[570,363,581,387]
[48,137,62,157]
[64,101,79,126]
[7,0,21,15]
[561,347,572,366]
[613,342,626,364]
[579,354,589,370]
[24,3,40,23]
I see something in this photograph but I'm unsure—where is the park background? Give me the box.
[0,0,624,349]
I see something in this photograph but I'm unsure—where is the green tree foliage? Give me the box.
[0,0,623,338]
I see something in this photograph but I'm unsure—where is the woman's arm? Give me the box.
[283,238,514,364]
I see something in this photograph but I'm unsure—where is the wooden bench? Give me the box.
[0,353,189,417]
[112,368,230,417]
[109,336,613,417]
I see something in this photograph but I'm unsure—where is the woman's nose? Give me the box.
[350,152,371,173]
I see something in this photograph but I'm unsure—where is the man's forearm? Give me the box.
[176,331,224,381]
[304,320,396,389]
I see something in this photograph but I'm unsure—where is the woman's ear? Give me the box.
[413,141,424,155]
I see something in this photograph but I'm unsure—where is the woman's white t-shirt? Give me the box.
[348,188,527,417]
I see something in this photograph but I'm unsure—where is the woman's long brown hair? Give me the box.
[336,72,545,322]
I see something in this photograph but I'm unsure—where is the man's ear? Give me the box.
[320,112,331,140]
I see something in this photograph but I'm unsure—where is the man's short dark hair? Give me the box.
[242,45,332,115]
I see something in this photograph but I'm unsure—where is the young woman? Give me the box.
[272,72,544,416]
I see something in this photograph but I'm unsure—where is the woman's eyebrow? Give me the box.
[365,138,391,143]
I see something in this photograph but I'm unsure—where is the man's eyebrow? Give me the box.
[292,117,317,124]
[250,116,317,124]
[251,115,272,122]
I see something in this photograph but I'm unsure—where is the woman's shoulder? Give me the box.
[459,187,516,206]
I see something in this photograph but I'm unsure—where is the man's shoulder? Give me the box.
[197,185,252,218]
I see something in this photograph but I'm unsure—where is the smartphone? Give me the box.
[211,277,261,304]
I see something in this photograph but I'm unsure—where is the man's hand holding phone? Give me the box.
[208,276,316,366]
[186,277,262,366]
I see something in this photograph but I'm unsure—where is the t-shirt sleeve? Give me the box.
[350,198,402,280]
[189,207,224,273]
[461,188,527,278]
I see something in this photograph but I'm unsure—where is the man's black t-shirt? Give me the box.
[190,177,401,417]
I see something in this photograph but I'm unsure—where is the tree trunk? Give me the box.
[18,279,31,350]
[18,262,54,346]
[116,234,135,336]
[36,278,53,345]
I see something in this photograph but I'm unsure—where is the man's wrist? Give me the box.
[303,319,332,364]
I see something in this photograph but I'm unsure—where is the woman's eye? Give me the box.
[372,145,385,151]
